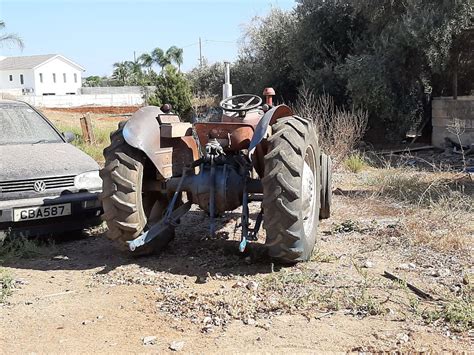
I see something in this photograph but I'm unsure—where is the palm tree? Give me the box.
[166,46,184,71]
[112,62,129,85]
[126,60,144,85]
[151,47,170,72]
[138,53,153,73]
[0,20,24,49]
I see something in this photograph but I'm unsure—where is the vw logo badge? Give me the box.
[33,180,46,192]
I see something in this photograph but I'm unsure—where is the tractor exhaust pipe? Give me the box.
[222,61,232,100]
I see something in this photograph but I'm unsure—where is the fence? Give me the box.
[80,86,155,95]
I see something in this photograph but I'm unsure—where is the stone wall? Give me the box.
[432,96,474,148]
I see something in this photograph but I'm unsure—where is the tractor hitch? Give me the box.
[127,201,191,251]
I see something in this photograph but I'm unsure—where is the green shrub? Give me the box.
[344,154,366,173]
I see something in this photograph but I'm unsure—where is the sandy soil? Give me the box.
[1,174,472,353]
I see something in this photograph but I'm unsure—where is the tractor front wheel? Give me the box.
[262,116,321,263]
[100,125,174,256]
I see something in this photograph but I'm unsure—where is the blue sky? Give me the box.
[0,0,295,76]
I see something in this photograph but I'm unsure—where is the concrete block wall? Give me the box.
[432,96,474,148]
[20,93,145,108]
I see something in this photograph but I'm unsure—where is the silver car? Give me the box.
[0,100,102,236]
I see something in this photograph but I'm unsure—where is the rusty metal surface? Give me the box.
[161,136,199,176]
[194,122,255,151]
[248,104,293,156]
[221,110,263,126]
[122,106,176,178]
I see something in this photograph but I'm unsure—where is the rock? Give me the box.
[169,341,185,351]
[246,281,259,291]
[52,255,69,260]
[143,336,157,346]
[81,320,92,325]
[232,281,244,288]
[195,275,207,284]
[408,263,416,269]
[432,268,450,277]
[202,324,214,333]
[396,333,409,343]
[203,316,213,324]
[14,278,29,285]
[363,260,374,268]
[243,318,256,325]
[398,263,410,270]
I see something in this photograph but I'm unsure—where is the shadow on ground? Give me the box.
[2,209,278,279]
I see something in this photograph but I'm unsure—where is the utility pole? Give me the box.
[133,51,136,62]
[199,37,203,67]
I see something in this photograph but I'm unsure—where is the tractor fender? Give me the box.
[122,106,173,178]
[248,104,293,159]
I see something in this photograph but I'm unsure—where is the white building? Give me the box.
[0,54,85,96]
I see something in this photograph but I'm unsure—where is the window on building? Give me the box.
[74,73,78,83]
[39,73,43,83]
[20,74,24,85]
[63,73,67,83]
[52,73,56,83]
[9,75,12,81]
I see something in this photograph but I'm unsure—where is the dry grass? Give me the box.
[41,109,119,164]
[364,168,473,252]
[293,87,368,166]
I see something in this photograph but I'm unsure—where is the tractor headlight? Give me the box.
[74,171,102,191]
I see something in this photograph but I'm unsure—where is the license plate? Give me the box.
[13,203,72,222]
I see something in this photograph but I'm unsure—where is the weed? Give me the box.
[0,235,55,262]
[55,123,113,164]
[332,220,363,234]
[344,153,367,173]
[423,290,473,332]
[0,268,13,303]
[311,250,339,263]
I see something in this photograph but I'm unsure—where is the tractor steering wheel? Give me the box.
[219,94,263,113]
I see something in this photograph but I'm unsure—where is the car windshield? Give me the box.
[0,103,63,145]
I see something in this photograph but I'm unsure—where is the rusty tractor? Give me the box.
[100,86,332,263]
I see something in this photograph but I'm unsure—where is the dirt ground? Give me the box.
[1,171,472,353]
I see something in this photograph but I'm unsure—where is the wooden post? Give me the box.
[79,113,95,144]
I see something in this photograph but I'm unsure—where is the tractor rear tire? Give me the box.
[100,125,174,256]
[319,153,332,219]
[262,116,321,263]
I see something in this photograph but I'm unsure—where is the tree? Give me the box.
[232,0,473,141]
[83,75,102,87]
[166,46,184,71]
[0,20,23,49]
[149,65,193,119]
[152,47,170,72]
[138,53,153,73]
[232,8,298,101]
[187,59,224,98]
[112,62,129,85]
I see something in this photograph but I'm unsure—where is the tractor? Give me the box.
[100,82,332,264]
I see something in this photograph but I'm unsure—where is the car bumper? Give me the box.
[0,191,102,236]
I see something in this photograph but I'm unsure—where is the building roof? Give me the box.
[0,54,85,71]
